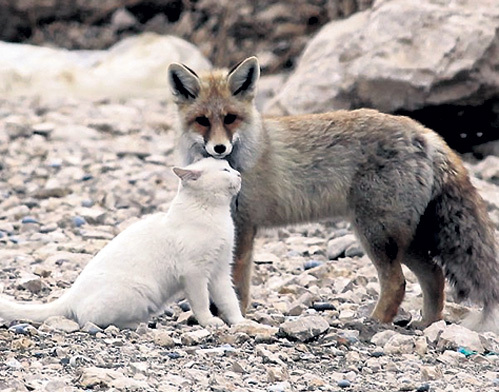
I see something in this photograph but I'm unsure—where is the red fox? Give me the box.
[168,57,499,333]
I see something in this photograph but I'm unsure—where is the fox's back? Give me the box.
[237,109,442,228]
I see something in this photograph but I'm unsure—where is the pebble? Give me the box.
[81,199,94,207]
[166,352,182,359]
[40,222,58,233]
[5,357,23,369]
[19,276,45,293]
[312,301,336,311]
[327,234,357,260]
[383,333,416,355]
[337,379,351,388]
[81,321,103,335]
[303,260,323,270]
[181,328,211,346]
[9,323,38,335]
[153,330,176,348]
[72,215,86,227]
[344,243,364,258]
[279,315,329,342]
[268,381,293,391]
[21,216,39,224]
[437,324,484,353]
[77,366,148,389]
[178,299,191,311]
[76,207,107,224]
[41,316,80,333]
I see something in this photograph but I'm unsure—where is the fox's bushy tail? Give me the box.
[0,295,70,324]
[428,146,499,333]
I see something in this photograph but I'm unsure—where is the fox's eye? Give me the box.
[223,168,230,172]
[195,116,210,127]
[224,113,237,125]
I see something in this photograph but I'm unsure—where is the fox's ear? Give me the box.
[172,167,202,181]
[227,56,260,99]
[168,63,201,102]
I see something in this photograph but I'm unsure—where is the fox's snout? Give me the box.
[205,140,233,158]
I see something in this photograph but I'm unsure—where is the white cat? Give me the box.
[0,158,245,329]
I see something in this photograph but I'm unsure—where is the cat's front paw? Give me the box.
[226,315,246,326]
[198,316,225,328]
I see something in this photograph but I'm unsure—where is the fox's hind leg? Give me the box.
[355,230,407,323]
[403,248,445,327]
[352,209,410,323]
[233,225,257,314]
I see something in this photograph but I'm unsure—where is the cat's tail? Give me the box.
[0,295,71,324]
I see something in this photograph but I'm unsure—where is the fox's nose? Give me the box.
[214,144,227,154]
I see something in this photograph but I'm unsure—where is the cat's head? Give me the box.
[172,158,241,199]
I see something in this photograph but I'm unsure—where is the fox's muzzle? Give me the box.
[205,141,233,158]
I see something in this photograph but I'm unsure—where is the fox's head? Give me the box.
[168,57,262,172]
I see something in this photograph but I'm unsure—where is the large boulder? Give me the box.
[0,33,211,99]
[266,0,499,115]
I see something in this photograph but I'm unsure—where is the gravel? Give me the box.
[0,96,498,391]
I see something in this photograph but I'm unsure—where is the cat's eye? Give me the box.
[224,113,237,125]
[195,116,210,127]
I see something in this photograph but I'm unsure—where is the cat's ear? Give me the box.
[168,63,201,102]
[172,167,202,181]
[227,56,260,99]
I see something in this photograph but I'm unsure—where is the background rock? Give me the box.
[0,33,210,99]
[266,0,499,153]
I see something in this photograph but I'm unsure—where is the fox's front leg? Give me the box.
[233,225,257,314]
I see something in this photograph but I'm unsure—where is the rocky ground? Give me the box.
[0,96,499,391]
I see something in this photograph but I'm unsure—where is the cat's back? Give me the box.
[81,213,174,271]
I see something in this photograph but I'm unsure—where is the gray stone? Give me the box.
[279,315,329,341]
[18,276,45,294]
[383,333,416,355]
[41,316,80,333]
[111,8,138,30]
[0,34,211,100]
[344,243,364,258]
[327,234,357,260]
[267,0,499,115]
[81,322,103,335]
[153,330,176,348]
[437,350,465,366]
[77,366,148,390]
[76,207,107,224]
[437,324,485,353]
[371,330,398,346]
[180,328,211,346]
[423,320,446,343]
[231,320,279,338]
